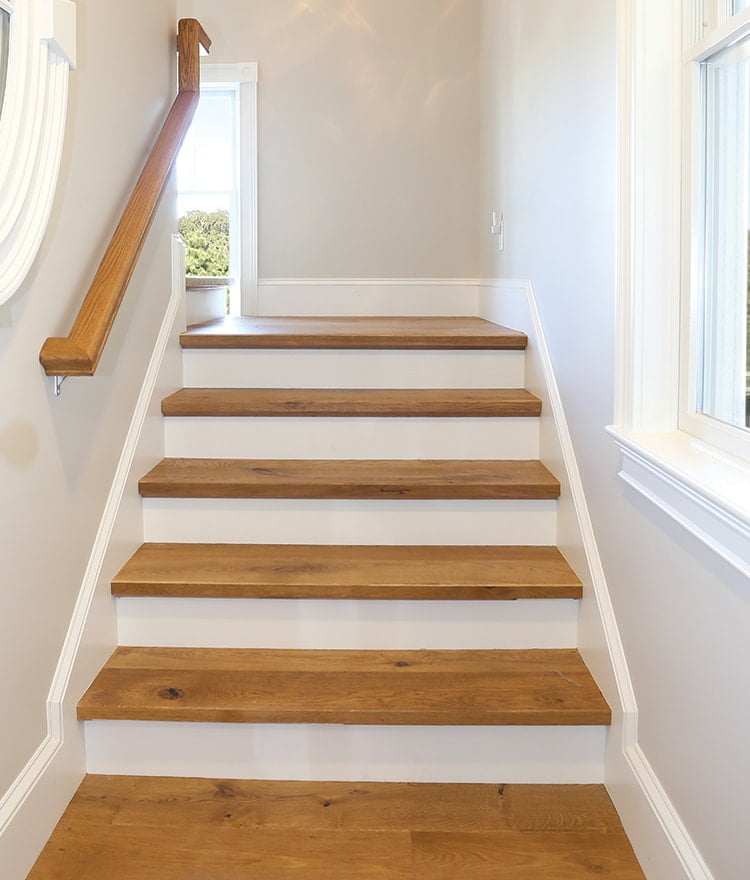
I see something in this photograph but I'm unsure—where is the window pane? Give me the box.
[700,35,750,429]
[0,8,10,122]
[176,91,235,192]
[735,1,750,13]
[177,88,237,283]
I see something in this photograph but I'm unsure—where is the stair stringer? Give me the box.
[0,237,188,880]
[479,279,710,880]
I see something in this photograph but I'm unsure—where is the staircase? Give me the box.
[29,316,646,877]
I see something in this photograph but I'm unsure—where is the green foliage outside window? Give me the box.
[178,209,230,277]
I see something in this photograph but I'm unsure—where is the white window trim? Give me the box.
[679,8,750,454]
[0,0,76,306]
[198,61,258,316]
[611,0,750,578]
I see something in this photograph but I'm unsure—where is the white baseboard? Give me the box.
[256,278,480,316]
[0,237,187,879]
[478,278,713,880]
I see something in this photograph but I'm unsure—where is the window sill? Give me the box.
[606,427,750,577]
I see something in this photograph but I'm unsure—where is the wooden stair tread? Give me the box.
[138,458,561,500]
[113,544,582,600]
[161,388,543,418]
[28,777,645,879]
[180,316,528,350]
[77,647,611,726]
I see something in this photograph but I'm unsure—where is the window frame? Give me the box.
[679,6,750,460]
[610,0,750,578]
[177,85,240,302]
[194,62,258,316]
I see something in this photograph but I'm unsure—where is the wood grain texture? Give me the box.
[77,647,611,725]
[138,458,561,500]
[161,387,543,418]
[179,316,529,350]
[28,777,645,878]
[412,831,645,879]
[28,825,413,880]
[112,543,582,600]
[39,20,209,377]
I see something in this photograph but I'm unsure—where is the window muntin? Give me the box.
[698,34,750,430]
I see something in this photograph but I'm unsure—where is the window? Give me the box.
[177,88,238,308]
[610,0,750,577]
[176,62,257,315]
[681,3,750,459]
[696,33,749,429]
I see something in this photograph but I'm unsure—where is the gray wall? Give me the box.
[178,0,481,279]
[479,2,750,877]
[0,0,177,796]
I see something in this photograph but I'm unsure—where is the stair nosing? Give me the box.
[138,459,561,501]
[112,543,582,601]
[77,647,611,727]
[161,388,543,419]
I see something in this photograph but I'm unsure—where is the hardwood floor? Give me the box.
[27,777,646,878]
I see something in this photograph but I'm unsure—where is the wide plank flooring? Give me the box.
[27,777,645,879]
[77,647,611,726]
[112,543,583,600]
[138,458,561,499]
[180,316,528,349]
[161,387,543,418]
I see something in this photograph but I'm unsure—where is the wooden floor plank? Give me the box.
[63,777,508,833]
[28,826,414,880]
[138,458,561,500]
[412,830,645,879]
[161,388,543,418]
[112,543,582,600]
[28,777,645,879]
[180,316,528,350]
[77,648,611,726]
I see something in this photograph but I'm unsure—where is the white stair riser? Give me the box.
[142,499,558,545]
[163,417,540,460]
[182,349,525,389]
[116,598,579,650]
[83,721,606,784]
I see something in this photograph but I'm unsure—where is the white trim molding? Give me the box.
[613,0,750,582]
[608,428,750,578]
[0,0,76,306]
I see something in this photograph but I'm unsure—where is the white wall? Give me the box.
[480,2,750,878]
[177,0,480,280]
[0,0,178,874]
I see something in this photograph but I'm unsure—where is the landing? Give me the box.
[181,316,528,349]
[28,776,645,879]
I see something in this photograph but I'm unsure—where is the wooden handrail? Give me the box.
[39,19,211,377]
